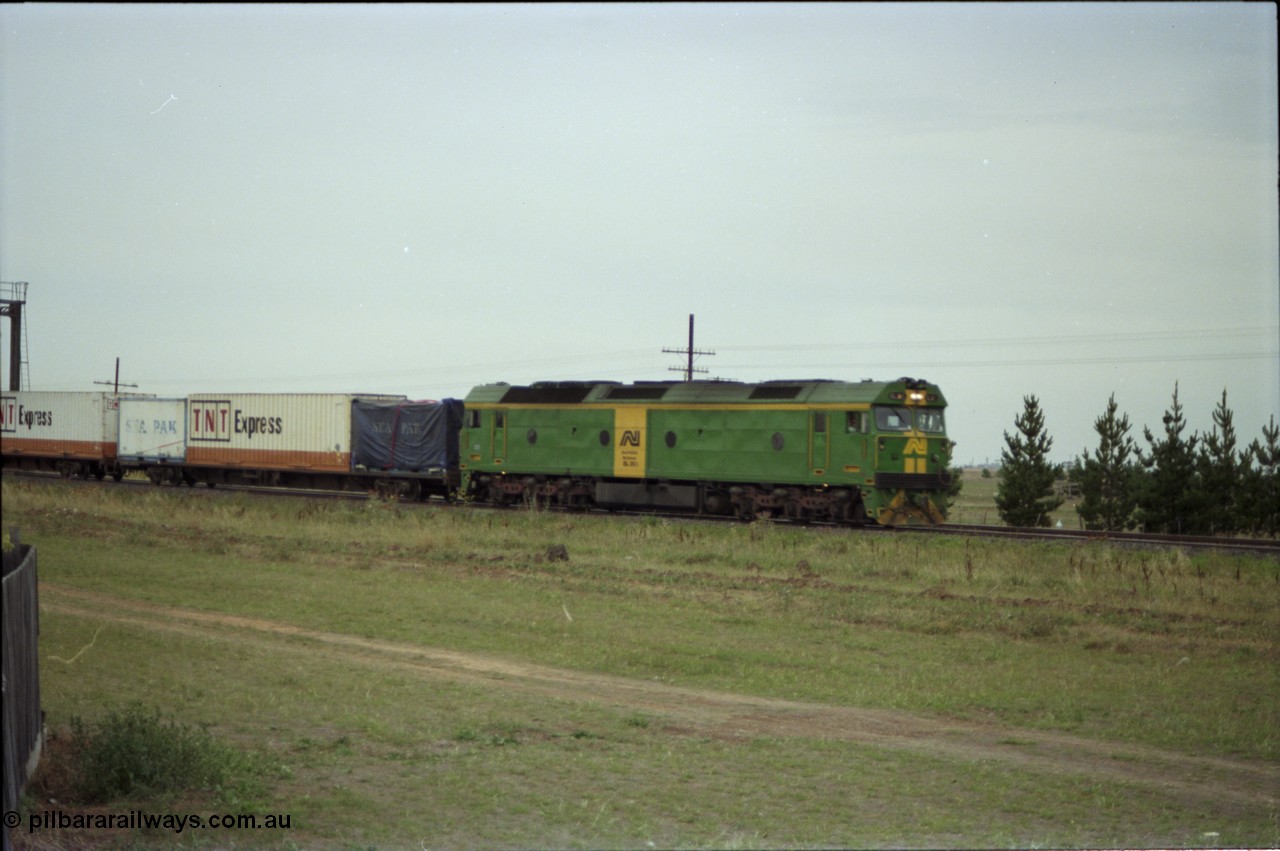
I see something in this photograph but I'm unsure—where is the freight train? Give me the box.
[1,376,952,526]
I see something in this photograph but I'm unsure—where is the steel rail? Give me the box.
[896,522,1280,557]
[6,471,1277,556]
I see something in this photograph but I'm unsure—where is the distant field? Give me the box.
[948,467,1083,527]
[4,477,1276,849]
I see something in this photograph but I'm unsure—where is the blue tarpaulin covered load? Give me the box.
[350,399,463,472]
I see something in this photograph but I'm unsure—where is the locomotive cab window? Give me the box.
[916,410,946,434]
[465,410,481,429]
[813,413,827,433]
[875,407,912,432]
[846,411,866,433]
[494,411,506,428]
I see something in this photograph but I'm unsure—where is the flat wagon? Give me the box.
[173,393,462,498]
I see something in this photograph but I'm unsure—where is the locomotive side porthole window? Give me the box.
[772,432,785,451]
[599,430,611,446]
[665,430,677,448]
[527,429,538,445]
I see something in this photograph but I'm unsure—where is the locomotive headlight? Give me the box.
[908,391,924,403]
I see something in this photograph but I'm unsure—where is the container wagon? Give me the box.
[0,391,145,479]
[170,393,462,498]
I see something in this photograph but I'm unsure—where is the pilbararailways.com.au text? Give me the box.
[9,809,292,834]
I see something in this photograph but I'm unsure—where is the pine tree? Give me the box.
[1075,394,1139,531]
[1196,389,1241,535]
[1136,383,1199,534]
[995,395,1062,527]
[1243,416,1280,537]
[944,449,964,513]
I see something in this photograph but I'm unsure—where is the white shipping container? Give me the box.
[118,398,188,462]
[0,391,123,460]
[184,393,403,472]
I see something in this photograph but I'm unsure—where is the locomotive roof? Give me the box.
[464,378,945,406]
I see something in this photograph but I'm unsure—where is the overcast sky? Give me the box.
[1,2,1276,464]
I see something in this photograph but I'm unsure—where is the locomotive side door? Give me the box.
[490,409,507,465]
[808,411,829,476]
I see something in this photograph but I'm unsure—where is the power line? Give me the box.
[717,326,1279,354]
[719,351,1279,371]
[130,326,1277,388]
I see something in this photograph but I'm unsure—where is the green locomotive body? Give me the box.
[460,377,951,526]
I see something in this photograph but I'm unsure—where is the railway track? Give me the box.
[898,521,1280,557]
[6,470,1278,557]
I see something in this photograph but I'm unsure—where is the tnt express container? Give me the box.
[183,393,403,472]
[0,391,139,475]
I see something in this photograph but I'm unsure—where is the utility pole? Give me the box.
[663,314,715,381]
[94,358,138,394]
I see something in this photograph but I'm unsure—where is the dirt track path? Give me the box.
[41,583,1277,815]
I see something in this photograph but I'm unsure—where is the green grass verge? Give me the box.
[5,478,1277,848]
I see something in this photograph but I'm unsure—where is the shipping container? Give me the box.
[183,393,404,474]
[351,399,464,473]
[0,391,139,478]
[117,397,188,463]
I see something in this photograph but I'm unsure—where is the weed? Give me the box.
[68,702,265,805]
[623,713,651,729]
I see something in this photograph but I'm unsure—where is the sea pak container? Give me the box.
[117,397,188,464]
[350,398,464,473]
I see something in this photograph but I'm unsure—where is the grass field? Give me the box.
[3,476,1276,849]
[946,467,1084,528]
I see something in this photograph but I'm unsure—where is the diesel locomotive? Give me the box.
[460,377,951,526]
[2,376,953,526]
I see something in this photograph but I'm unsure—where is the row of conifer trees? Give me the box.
[994,386,1279,536]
